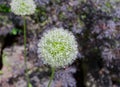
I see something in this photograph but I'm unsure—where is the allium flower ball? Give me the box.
[37,28,78,68]
[10,0,36,15]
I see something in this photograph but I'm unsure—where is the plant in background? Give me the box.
[10,28,22,35]
[0,4,11,13]
[10,0,36,87]
[73,0,120,86]
[37,28,78,87]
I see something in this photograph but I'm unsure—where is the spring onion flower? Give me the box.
[10,0,36,15]
[37,28,78,68]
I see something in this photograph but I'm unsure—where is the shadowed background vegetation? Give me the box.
[0,0,120,87]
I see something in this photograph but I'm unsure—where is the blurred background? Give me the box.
[0,0,120,87]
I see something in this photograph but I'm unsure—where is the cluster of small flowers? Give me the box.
[92,0,120,13]
[113,7,120,18]
[92,20,117,39]
[10,0,36,15]
[101,42,120,62]
[37,28,78,68]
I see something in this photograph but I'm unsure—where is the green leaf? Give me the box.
[105,2,112,8]
[2,53,7,65]
[11,28,17,35]
[28,83,32,87]
[10,28,22,35]
[0,4,11,13]
[0,71,3,75]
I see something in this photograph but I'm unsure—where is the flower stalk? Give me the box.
[23,16,30,87]
[48,67,55,87]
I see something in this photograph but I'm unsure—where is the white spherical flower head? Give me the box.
[37,28,78,68]
[10,0,36,15]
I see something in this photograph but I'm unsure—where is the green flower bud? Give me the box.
[37,28,78,68]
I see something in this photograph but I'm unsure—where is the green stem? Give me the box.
[23,16,30,87]
[48,67,55,87]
